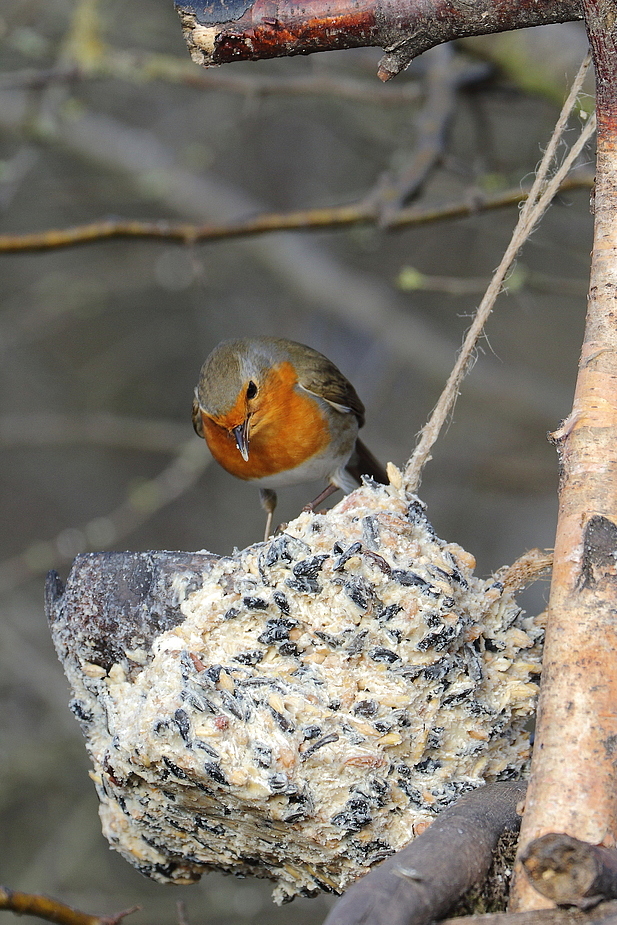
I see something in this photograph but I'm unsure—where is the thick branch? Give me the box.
[175,0,583,79]
[322,782,526,925]
[521,834,617,909]
[510,1,617,912]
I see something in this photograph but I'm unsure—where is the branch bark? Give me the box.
[521,834,617,909]
[175,0,583,79]
[510,0,617,912]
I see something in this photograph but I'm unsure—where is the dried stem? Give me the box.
[404,56,595,493]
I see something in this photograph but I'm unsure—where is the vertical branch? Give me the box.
[511,2,617,911]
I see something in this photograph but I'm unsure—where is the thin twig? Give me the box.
[0,173,593,254]
[404,54,595,492]
[0,887,139,925]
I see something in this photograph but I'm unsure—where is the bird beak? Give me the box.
[233,419,250,461]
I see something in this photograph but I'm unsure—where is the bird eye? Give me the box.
[246,380,258,400]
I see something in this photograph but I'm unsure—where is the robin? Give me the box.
[192,337,388,539]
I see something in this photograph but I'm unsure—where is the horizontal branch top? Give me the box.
[176,0,583,79]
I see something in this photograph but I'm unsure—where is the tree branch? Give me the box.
[521,834,617,909]
[0,888,138,925]
[175,0,583,80]
[510,0,617,911]
[0,173,593,254]
[322,782,526,925]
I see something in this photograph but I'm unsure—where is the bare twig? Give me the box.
[0,887,139,925]
[403,55,595,492]
[0,56,422,104]
[0,173,593,254]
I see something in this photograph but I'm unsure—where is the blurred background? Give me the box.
[0,2,595,923]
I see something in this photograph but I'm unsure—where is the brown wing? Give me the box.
[288,342,365,427]
[345,437,388,485]
[192,397,204,438]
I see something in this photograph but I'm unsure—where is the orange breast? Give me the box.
[202,361,330,482]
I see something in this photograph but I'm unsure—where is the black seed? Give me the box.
[254,743,272,768]
[346,630,368,654]
[279,641,301,657]
[303,725,322,740]
[333,542,344,554]
[220,689,251,721]
[286,576,320,594]
[353,699,378,717]
[442,686,474,706]
[272,590,290,614]
[173,708,191,743]
[283,810,307,823]
[243,596,269,611]
[393,709,412,727]
[204,762,228,785]
[293,554,329,578]
[195,740,220,759]
[270,706,294,733]
[362,516,380,549]
[70,699,93,724]
[195,815,225,836]
[233,650,264,666]
[301,732,340,761]
[377,603,403,622]
[262,533,311,568]
[373,720,392,733]
[369,646,400,664]
[418,625,458,652]
[153,720,169,735]
[162,756,189,779]
[425,612,443,627]
[268,772,289,792]
[414,756,441,773]
[423,659,450,681]
[464,643,483,680]
[204,665,222,684]
[223,607,240,621]
[398,779,424,804]
[426,726,444,749]
[181,689,217,713]
[258,617,297,645]
[331,797,372,832]
[391,570,437,595]
[387,628,402,644]
[333,542,362,571]
[314,630,340,648]
[344,577,373,611]
[328,699,341,711]
[407,500,435,535]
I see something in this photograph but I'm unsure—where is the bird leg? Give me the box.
[303,483,340,513]
[259,488,278,541]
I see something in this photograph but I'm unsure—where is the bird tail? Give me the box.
[345,437,388,486]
